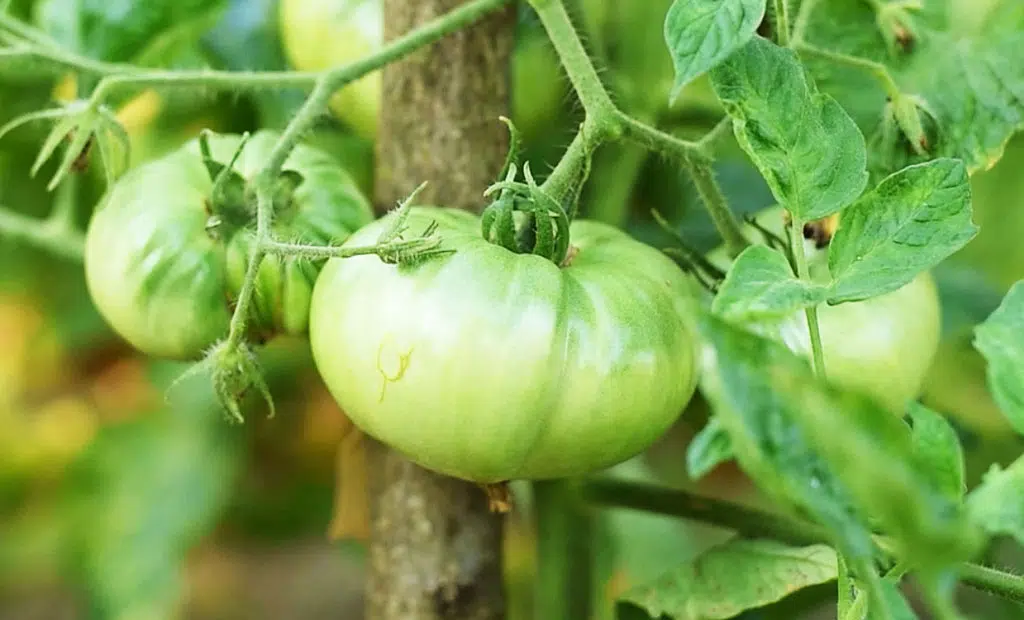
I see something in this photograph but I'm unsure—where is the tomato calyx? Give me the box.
[480,162,571,265]
[199,130,308,242]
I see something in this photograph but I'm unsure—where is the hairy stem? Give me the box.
[529,0,748,255]
[528,0,616,124]
[788,214,827,378]
[689,161,748,259]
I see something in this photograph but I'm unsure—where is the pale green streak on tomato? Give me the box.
[708,206,941,415]
[310,207,701,483]
[85,131,373,360]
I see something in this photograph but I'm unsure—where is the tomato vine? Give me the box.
[2,0,1024,618]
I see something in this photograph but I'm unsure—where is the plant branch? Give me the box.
[794,42,902,100]
[788,214,827,378]
[528,0,616,125]
[771,0,792,46]
[528,0,748,255]
[0,206,83,261]
[582,478,1024,604]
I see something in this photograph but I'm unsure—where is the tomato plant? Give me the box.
[84,131,373,360]
[309,206,700,483]
[2,0,1024,619]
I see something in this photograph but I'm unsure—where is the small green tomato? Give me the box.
[84,131,373,360]
[707,206,941,415]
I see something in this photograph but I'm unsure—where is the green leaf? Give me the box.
[685,416,734,480]
[967,455,1024,545]
[802,0,1024,177]
[663,0,766,100]
[619,539,837,620]
[828,159,977,303]
[63,389,241,619]
[697,313,983,573]
[973,281,1024,433]
[909,404,966,502]
[709,35,868,220]
[712,245,829,321]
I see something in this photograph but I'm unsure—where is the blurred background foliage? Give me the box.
[0,0,1021,618]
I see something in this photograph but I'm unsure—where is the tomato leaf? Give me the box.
[802,0,1024,177]
[62,372,242,619]
[973,281,1024,434]
[909,404,966,503]
[966,455,1024,545]
[709,35,868,221]
[618,539,837,620]
[712,245,829,320]
[827,159,978,304]
[663,0,766,100]
[685,416,734,480]
[698,313,983,573]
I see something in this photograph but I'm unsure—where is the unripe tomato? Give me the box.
[279,0,381,141]
[707,206,941,415]
[84,131,373,360]
[309,207,701,483]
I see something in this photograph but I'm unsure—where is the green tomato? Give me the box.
[707,206,941,415]
[279,0,381,141]
[84,131,374,360]
[309,207,700,483]
[278,0,568,143]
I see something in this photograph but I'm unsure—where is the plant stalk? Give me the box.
[789,214,827,379]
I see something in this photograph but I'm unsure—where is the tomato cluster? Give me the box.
[77,1,943,485]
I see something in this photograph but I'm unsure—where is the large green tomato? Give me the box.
[309,207,700,483]
[708,207,941,415]
[279,0,567,144]
[84,131,373,360]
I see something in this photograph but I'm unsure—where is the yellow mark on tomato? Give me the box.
[376,336,413,402]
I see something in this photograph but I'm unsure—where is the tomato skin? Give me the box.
[84,131,373,360]
[309,207,700,483]
[707,206,941,415]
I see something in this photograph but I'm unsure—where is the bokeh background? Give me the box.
[1,0,1021,618]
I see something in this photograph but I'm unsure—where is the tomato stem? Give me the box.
[770,0,792,47]
[529,0,750,257]
[789,214,828,380]
[533,479,594,620]
[793,42,902,100]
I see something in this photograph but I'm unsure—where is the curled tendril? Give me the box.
[0,99,130,191]
[480,161,571,265]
